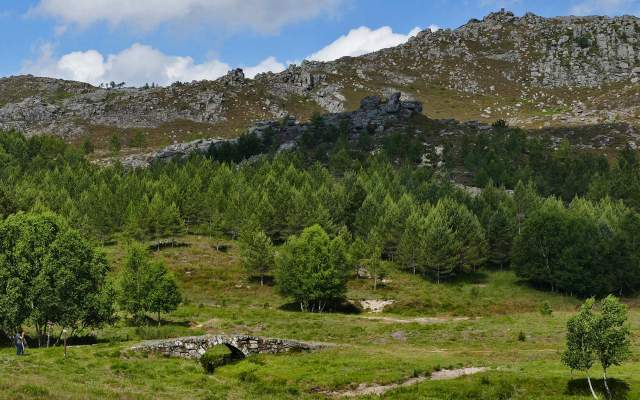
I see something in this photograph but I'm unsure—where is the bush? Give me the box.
[539,301,553,316]
[576,36,591,48]
[518,331,526,342]
[200,345,233,374]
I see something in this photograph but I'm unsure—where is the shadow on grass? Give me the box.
[566,378,630,400]
[278,300,362,314]
[421,270,488,285]
[124,315,192,328]
[247,275,275,286]
[148,240,191,252]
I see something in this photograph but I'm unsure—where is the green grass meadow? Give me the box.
[1,235,638,399]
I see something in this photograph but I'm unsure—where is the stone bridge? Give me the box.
[130,334,326,359]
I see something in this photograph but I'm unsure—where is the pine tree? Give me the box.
[397,212,422,275]
[239,227,275,286]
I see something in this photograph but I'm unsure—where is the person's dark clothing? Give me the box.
[15,334,22,355]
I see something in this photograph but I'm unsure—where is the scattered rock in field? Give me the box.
[390,331,407,342]
[360,300,395,313]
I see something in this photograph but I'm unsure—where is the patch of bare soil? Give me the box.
[362,316,471,325]
[323,367,488,398]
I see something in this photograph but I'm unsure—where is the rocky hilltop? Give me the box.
[0,10,639,147]
[117,92,424,168]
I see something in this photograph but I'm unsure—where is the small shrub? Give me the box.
[576,36,591,48]
[470,286,481,298]
[518,331,526,342]
[492,119,508,130]
[539,301,553,316]
[492,381,516,400]
[238,370,259,383]
[200,345,233,374]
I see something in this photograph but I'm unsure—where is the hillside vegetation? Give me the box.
[0,127,639,399]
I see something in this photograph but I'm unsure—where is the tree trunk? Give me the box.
[260,274,264,286]
[586,374,598,400]
[157,312,161,327]
[603,370,611,399]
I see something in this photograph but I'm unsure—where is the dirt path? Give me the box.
[323,367,488,398]
[361,316,471,325]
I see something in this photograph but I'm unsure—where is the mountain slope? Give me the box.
[1,10,639,149]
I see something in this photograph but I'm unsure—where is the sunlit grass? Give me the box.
[1,235,638,399]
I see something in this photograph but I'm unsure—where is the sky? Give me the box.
[0,0,638,87]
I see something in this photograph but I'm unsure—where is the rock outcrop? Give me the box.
[1,10,639,140]
[116,92,423,167]
[120,137,232,168]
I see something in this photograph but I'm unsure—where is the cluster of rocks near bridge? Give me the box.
[129,334,326,359]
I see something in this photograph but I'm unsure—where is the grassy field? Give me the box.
[1,235,638,399]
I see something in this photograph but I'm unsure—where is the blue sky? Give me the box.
[0,0,638,86]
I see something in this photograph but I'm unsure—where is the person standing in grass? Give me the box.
[20,331,27,355]
[14,331,22,355]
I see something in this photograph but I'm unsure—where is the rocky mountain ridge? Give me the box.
[0,9,639,148]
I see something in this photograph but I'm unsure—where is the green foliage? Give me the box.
[117,243,182,324]
[473,182,516,268]
[576,36,591,48]
[239,227,275,285]
[461,129,608,200]
[562,296,631,398]
[82,138,95,154]
[562,298,597,374]
[109,134,122,155]
[5,129,640,309]
[125,193,184,243]
[0,210,114,343]
[540,301,553,316]
[513,197,640,297]
[129,132,147,148]
[275,225,349,312]
[208,132,268,163]
[421,198,487,283]
[593,296,631,376]
[382,130,423,164]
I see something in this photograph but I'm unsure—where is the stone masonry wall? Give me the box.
[129,334,325,359]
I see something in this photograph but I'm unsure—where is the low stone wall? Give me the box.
[130,334,325,359]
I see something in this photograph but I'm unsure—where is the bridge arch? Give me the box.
[130,334,325,360]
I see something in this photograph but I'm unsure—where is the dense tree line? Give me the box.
[3,130,640,303]
[459,128,610,200]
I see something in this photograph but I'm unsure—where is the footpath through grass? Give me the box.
[0,235,638,399]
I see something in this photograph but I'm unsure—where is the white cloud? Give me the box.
[307,26,422,62]
[243,56,286,78]
[32,0,343,33]
[22,43,285,86]
[478,0,522,7]
[20,23,435,85]
[570,0,639,15]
